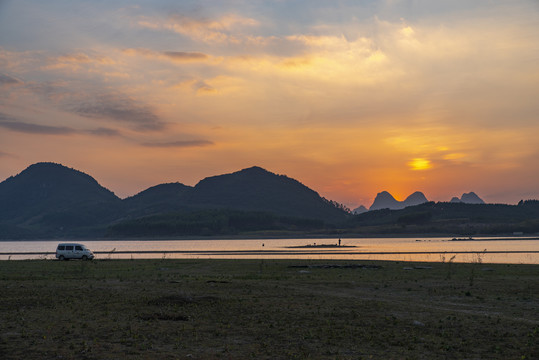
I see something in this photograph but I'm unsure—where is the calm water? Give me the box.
[1,237,538,264]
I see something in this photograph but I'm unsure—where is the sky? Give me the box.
[1,0,538,208]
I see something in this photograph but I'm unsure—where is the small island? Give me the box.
[285,241,357,249]
[450,237,475,241]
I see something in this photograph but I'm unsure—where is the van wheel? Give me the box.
[82,255,88,261]
[59,255,65,261]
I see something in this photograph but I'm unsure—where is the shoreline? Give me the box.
[1,235,538,242]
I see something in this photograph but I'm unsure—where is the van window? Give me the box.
[65,246,73,251]
[75,246,83,251]
[58,245,65,250]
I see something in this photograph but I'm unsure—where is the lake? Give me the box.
[1,237,538,263]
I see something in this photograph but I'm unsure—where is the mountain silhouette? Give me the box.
[403,191,429,207]
[0,163,348,238]
[460,192,485,204]
[0,162,119,220]
[123,182,192,217]
[352,205,368,214]
[122,166,347,221]
[349,200,539,235]
[0,162,122,237]
[447,192,485,204]
[369,191,400,210]
[188,166,346,221]
[369,191,428,210]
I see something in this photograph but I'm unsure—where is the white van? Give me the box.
[56,243,94,260]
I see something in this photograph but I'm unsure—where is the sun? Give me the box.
[408,158,432,171]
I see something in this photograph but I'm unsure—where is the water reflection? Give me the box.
[0,237,538,263]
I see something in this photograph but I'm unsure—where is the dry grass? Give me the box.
[0,259,537,359]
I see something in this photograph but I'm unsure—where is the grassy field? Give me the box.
[0,259,537,359]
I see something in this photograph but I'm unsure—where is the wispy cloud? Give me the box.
[0,118,76,135]
[86,127,122,137]
[56,52,115,65]
[0,112,122,137]
[138,13,259,44]
[163,51,208,61]
[0,73,21,85]
[123,48,211,63]
[140,140,214,148]
[42,51,116,72]
[27,82,165,131]
[70,93,164,131]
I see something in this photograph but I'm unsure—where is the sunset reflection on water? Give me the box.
[1,237,538,264]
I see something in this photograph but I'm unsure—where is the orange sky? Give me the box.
[1,1,538,207]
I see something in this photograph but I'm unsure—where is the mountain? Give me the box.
[0,162,119,219]
[447,192,485,204]
[352,205,368,215]
[122,166,348,221]
[123,182,193,217]
[403,191,429,207]
[0,162,122,237]
[369,191,401,210]
[0,163,349,238]
[348,200,539,235]
[369,191,428,210]
[460,192,485,204]
[188,166,347,221]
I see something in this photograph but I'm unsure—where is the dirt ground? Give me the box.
[0,259,537,359]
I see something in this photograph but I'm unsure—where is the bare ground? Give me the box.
[0,259,537,359]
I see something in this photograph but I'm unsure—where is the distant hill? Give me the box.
[369,191,400,210]
[187,166,347,222]
[123,182,192,217]
[0,162,122,237]
[460,192,485,204]
[2,162,533,239]
[404,191,429,207]
[369,191,428,210]
[349,200,539,235]
[121,166,348,222]
[352,205,368,215]
[448,192,485,204]
[0,163,349,238]
[0,162,118,215]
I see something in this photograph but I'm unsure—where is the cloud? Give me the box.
[70,94,164,131]
[0,73,21,85]
[85,127,122,137]
[140,140,214,148]
[56,52,115,65]
[192,80,216,94]
[138,13,259,44]
[42,52,116,72]
[27,83,164,131]
[0,112,122,137]
[0,118,76,135]
[123,48,211,63]
[163,51,208,61]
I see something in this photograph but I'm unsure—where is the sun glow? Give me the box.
[408,158,431,171]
